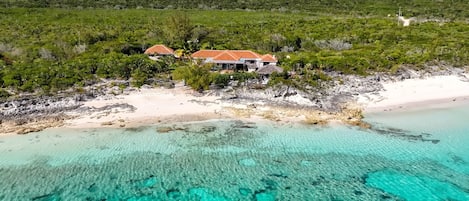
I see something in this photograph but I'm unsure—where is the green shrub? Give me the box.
[131,68,148,87]
[213,73,230,88]
[172,64,212,91]
[231,72,258,82]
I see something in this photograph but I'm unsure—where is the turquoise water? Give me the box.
[0,105,468,200]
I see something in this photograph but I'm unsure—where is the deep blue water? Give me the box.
[0,105,468,200]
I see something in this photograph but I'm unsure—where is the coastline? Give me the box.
[363,95,469,114]
[2,72,469,135]
[62,85,364,130]
[358,74,469,113]
[64,73,469,130]
[62,84,229,129]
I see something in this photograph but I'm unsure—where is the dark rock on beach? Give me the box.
[0,94,85,134]
[0,95,84,120]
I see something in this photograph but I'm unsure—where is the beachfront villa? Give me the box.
[144,44,175,60]
[144,45,280,75]
[191,50,278,72]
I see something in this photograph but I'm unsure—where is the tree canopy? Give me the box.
[1,0,468,19]
[0,7,468,96]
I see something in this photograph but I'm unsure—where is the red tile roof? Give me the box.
[191,50,271,62]
[230,50,261,59]
[192,50,225,58]
[261,54,278,62]
[144,45,174,55]
[212,51,240,61]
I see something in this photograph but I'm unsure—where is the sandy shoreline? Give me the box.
[363,95,469,113]
[2,73,469,134]
[64,84,228,129]
[358,74,469,113]
[64,73,469,129]
[61,83,365,130]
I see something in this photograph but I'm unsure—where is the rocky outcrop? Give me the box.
[217,66,467,124]
[0,79,137,134]
[225,85,319,108]
[224,102,369,128]
[0,114,70,135]
[0,95,84,134]
[1,95,83,119]
[217,74,382,112]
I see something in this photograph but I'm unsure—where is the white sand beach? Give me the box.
[63,85,325,129]
[66,73,469,129]
[65,84,226,128]
[53,71,469,130]
[359,74,469,112]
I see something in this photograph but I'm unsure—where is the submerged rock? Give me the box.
[156,126,174,133]
[141,176,158,188]
[87,183,98,193]
[253,190,276,201]
[31,192,61,201]
[126,195,154,201]
[156,125,188,133]
[300,160,313,167]
[239,158,257,167]
[239,188,252,196]
[130,175,158,189]
[365,169,469,201]
[166,188,181,199]
[232,121,257,129]
[261,178,278,190]
[368,126,440,143]
[189,187,229,201]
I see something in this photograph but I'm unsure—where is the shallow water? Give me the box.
[1,105,468,200]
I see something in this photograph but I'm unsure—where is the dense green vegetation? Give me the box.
[171,64,259,91]
[0,7,468,94]
[172,64,213,91]
[1,0,468,19]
